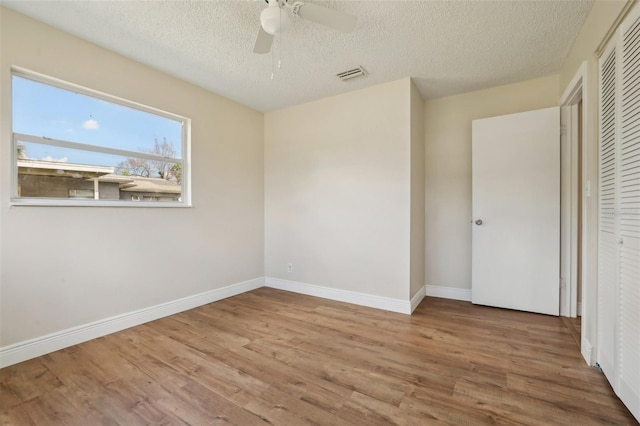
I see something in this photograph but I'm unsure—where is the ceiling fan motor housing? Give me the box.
[260,0,290,35]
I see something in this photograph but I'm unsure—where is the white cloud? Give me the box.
[41,156,68,163]
[82,119,99,130]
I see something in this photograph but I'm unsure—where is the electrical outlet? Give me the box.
[287,263,293,273]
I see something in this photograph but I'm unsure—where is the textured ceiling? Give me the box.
[2,0,594,112]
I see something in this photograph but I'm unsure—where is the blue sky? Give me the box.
[12,75,182,166]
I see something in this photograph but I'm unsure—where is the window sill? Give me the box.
[10,198,192,208]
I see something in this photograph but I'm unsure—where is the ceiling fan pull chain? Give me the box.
[271,42,275,80]
[278,5,283,70]
[278,32,282,70]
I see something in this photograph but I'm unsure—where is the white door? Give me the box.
[472,107,560,316]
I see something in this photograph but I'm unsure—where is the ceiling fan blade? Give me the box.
[296,2,357,33]
[253,26,274,54]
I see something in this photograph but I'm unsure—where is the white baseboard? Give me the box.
[425,285,472,302]
[581,336,594,366]
[265,277,413,314]
[410,286,426,313]
[0,277,265,368]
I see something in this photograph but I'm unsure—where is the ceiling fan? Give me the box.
[253,0,357,54]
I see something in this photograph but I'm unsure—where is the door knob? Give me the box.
[475,219,483,225]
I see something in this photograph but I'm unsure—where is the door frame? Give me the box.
[560,61,592,364]
[560,104,579,317]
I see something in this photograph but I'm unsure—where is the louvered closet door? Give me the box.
[598,43,619,385]
[597,3,640,420]
[618,4,640,417]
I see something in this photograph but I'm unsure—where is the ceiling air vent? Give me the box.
[337,66,367,82]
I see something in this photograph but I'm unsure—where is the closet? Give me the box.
[597,2,640,419]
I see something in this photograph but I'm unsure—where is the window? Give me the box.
[68,189,94,199]
[11,68,190,206]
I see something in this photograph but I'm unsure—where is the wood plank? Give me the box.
[0,289,637,425]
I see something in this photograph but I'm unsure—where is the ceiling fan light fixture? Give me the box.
[253,0,356,55]
[260,2,290,35]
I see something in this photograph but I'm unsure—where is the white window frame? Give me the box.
[10,67,191,207]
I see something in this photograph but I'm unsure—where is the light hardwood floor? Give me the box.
[561,315,581,350]
[1,288,637,425]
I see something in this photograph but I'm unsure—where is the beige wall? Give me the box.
[558,0,628,360]
[424,75,560,290]
[0,8,264,346]
[265,79,413,301]
[410,82,425,299]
